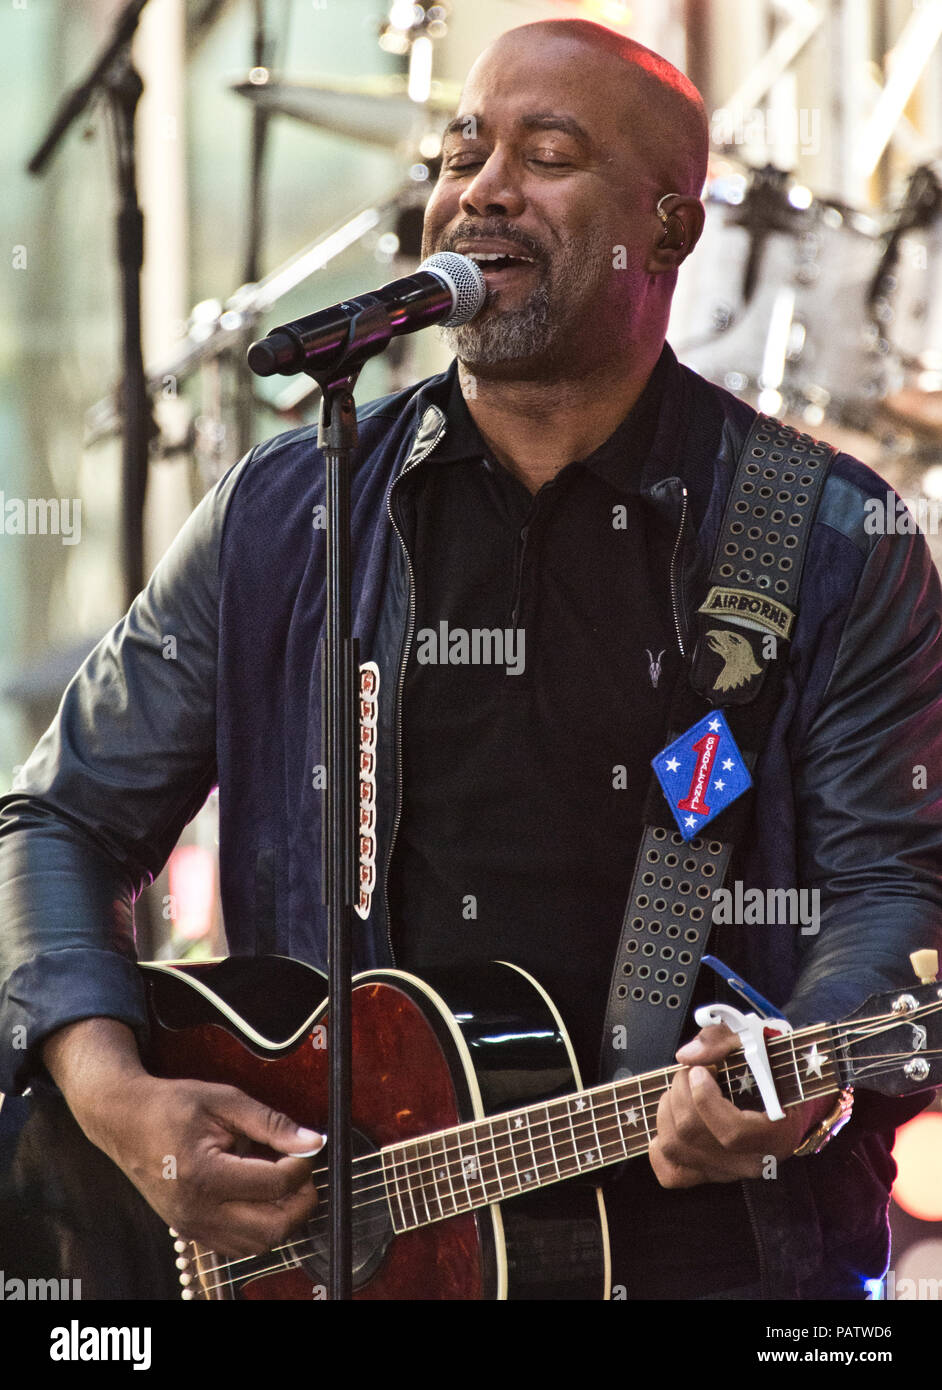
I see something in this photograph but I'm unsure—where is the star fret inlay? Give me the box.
[803,1043,828,1079]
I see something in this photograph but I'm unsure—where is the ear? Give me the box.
[647,196,706,274]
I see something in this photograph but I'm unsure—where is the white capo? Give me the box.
[694,1003,793,1121]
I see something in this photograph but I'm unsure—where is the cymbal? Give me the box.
[230,72,462,149]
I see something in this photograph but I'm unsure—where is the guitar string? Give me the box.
[181,1013,942,1294]
[196,1010,934,1268]
[195,1046,938,1299]
[195,1052,919,1299]
[186,1047,836,1284]
[183,1015,940,1289]
[186,1019,941,1291]
[190,1063,868,1295]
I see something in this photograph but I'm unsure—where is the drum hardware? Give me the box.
[83,184,421,456]
[229,72,461,152]
[671,161,887,430]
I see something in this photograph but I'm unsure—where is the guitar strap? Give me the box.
[599,415,836,1083]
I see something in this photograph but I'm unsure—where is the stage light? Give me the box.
[167,844,216,943]
[891,1112,942,1222]
[577,2,634,30]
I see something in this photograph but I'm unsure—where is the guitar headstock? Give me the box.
[843,977,942,1098]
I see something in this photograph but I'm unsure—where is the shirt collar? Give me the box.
[428,343,676,497]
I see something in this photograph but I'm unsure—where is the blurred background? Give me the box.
[1,0,941,1297]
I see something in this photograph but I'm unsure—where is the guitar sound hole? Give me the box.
[294,1129,394,1290]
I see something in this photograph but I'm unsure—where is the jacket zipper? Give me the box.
[669,485,689,659]
[382,413,447,964]
[741,1178,772,1298]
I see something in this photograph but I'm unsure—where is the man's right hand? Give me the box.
[42,1018,322,1258]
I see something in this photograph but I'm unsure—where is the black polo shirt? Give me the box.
[387,347,760,1296]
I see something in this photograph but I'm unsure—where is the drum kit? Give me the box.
[669,154,942,568]
[81,8,942,563]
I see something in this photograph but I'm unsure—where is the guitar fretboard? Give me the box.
[381,1022,842,1233]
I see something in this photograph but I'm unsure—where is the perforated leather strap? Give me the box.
[600,828,732,1079]
[600,416,836,1083]
[691,418,837,705]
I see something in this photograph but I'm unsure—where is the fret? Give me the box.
[430,1132,458,1219]
[613,1078,650,1156]
[472,1117,502,1206]
[520,1107,544,1187]
[565,1094,585,1171]
[718,1061,735,1103]
[595,1084,629,1164]
[478,1119,504,1203]
[407,1138,433,1227]
[504,1111,536,1193]
[582,1092,603,1167]
[382,1149,409,1234]
[487,1115,511,1199]
[458,1132,487,1209]
[729,1056,762,1107]
[539,1102,562,1181]
[418,1136,445,1222]
[789,1032,807,1101]
[567,1092,597,1170]
[398,1144,423,1229]
[498,1113,526,1195]
[546,1096,580,1177]
[832,1023,854,1088]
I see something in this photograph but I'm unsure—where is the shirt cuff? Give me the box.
[0,948,148,1096]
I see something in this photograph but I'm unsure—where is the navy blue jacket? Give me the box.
[2,349,942,1295]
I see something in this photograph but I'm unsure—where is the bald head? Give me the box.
[423,18,709,378]
[482,19,709,198]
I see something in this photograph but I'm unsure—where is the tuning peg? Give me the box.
[910,949,939,984]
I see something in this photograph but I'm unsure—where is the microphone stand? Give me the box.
[26,0,154,609]
[319,369,359,1303]
[264,299,394,1300]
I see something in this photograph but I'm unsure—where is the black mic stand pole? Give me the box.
[304,301,394,1300]
[26,0,155,609]
[319,370,359,1303]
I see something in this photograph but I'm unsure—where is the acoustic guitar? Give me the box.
[135,952,942,1300]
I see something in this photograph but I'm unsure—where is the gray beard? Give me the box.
[438,280,554,366]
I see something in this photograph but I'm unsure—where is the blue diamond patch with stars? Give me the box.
[652,710,752,841]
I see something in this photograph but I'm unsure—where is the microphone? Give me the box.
[246,252,486,378]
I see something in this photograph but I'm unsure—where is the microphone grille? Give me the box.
[418,251,487,326]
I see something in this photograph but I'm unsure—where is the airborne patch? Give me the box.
[699,586,795,640]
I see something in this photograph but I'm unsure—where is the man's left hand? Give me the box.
[649,1022,835,1187]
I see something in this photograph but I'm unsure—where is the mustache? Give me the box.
[440,222,547,264]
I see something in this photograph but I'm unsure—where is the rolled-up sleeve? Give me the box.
[0,456,250,1094]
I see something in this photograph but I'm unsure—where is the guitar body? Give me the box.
[141,956,610,1301]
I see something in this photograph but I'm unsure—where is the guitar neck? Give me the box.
[379,1019,843,1233]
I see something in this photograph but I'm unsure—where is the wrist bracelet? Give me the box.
[793,1087,854,1157]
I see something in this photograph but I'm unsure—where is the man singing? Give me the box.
[2,19,940,1299]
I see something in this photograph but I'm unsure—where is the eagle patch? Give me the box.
[706,628,762,693]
